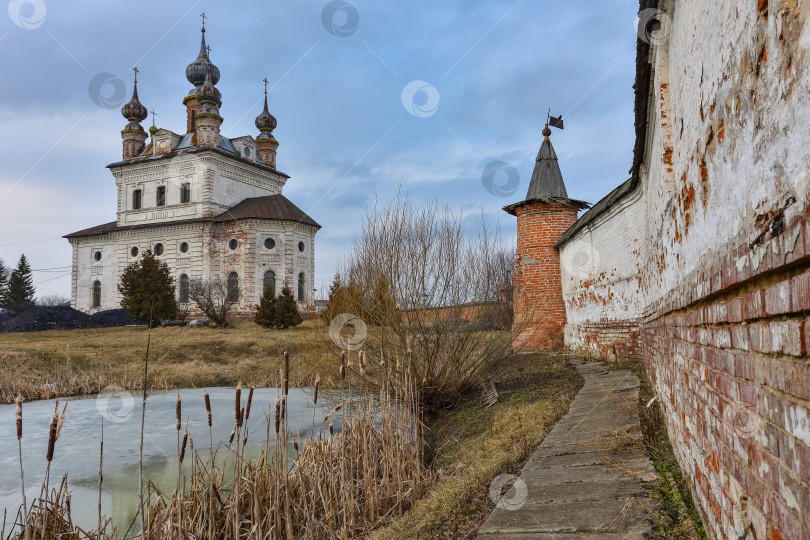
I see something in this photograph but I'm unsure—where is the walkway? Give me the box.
[477,361,659,539]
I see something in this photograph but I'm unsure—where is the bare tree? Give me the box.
[36,294,71,307]
[188,278,237,328]
[333,190,527,409]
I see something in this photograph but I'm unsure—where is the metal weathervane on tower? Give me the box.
[546,108,564,131]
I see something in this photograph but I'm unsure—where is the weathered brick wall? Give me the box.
[640,1,810,538]
[512,201,579,350]
[560,181,646,359]
[552,1,810,537]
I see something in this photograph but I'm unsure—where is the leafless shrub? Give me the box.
[188,278,237,328]
[35,295,70,307]
[333,190,522,409]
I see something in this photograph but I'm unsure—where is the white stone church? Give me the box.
[65,24,320,314]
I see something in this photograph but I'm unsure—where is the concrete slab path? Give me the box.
[477,361,660,539]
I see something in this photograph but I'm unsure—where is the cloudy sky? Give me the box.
[0,0,640,299]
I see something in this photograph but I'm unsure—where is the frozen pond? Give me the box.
[0,386,332,535]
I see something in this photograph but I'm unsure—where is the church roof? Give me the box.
[213,194,320,228]
[63,194,319,239]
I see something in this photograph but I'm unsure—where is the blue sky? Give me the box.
[0,0,639,299]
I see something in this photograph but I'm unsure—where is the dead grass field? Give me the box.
[370,350,584,539]
[0,319,341,404]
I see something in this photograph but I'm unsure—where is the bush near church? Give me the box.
[255,285,302,329]
[118,250,176,325]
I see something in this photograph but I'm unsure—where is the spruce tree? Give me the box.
[254,285,278,328]
[118,250,176,325]
[4,254,35,307]
[275,286,302,329]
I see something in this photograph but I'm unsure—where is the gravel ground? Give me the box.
[0,307,144,333]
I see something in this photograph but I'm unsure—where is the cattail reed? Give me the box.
[15,395,22,440]
[274,396,281,434]
[313,375,321,406]
[179,430,188,463]
[245,387,254,421]
[55,403,67,440]
[228,427,236,444]
[235,383,242,424]
[204,392,212,427]
[284,351,290,396]
[341,351,347,379]
[359,351,366,376]
[175,394,182,431]
[238,407,245,428]
[46,407,58,462]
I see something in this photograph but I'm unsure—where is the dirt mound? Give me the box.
[89,308,143,327]
[0,307,144,333]
[0,306,93,333]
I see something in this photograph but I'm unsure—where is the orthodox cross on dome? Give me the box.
[201,12,207,30]
[207,44,212,56]
[132,66,139,84]
[263,77,269,95]
[150,109,158,126]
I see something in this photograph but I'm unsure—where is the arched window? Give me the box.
[92,281,101,308]
[263,271,276,297]
[178,274,189,303]
[297,272,305,302]
[227,272,239,302]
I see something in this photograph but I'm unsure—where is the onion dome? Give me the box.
[255,93,277,138]
[121,79,147,123]
[185,26,220,87]
[196,69,221,111]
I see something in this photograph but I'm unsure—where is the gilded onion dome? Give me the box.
[255,93,277,138]
[186,26,220,87]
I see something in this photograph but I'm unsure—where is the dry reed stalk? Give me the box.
[16,395,28,540]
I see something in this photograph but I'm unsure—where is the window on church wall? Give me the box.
[178,274,189,303]
[94,251,102,262]
[133,189,142,210]
[228,239,238,250]
[180,183,191,204]
[264,238,275,250]
[92,281,101,308]
[298,241,305,253]
[227,272,239,302]
[297,272,305,302]
[131,246,139,257]
[179,242,189,253]
[156,186,166,207]
[264,271,276,297]
[154,243,164,256]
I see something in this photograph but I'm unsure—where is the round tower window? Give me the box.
[298,241,305,252]
[131,247,139,257]
[264,238,276,250]
[243,147,251,158]
[94,251,102,262]
[154,243,164,256]
[229,239,238,250]
[179,242,189,253]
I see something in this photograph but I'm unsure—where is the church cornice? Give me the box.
[107,146,290,179]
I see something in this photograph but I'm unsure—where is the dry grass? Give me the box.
[369,351,584,539]
[0,320,338,404]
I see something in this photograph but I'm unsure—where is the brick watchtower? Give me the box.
[504,126,588,351]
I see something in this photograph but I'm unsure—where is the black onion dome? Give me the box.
[196,69,221,105]
[121,83,148,122]
[255,95,277,133]
[185,28,220,86]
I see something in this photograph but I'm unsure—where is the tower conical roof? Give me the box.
[526,128,568,199]
[503,126,589,215]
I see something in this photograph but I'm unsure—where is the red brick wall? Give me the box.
[644,204,810,539]
[513,202,580,350]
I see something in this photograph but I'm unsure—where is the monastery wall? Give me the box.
[559,1,810,537]
[560,183,645,359]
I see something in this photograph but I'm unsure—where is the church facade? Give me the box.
[65,24,319,314]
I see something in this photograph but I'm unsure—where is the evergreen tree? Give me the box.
[254,285,278,328]
[3,254,35,307]
[275,286,302,329]
[322,273,366,323]
[117,250,176,325]
[0,258,8,305]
